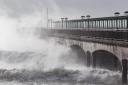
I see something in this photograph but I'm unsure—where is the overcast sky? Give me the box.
[0,0,128,19]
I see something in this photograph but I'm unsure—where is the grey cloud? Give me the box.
[0,0,55,17]
[54,0,128,18]
[0,0,128,18]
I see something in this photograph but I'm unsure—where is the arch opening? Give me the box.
[92,50,121,71]
[69,45,87,65]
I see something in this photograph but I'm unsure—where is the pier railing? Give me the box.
[53,16,128,29]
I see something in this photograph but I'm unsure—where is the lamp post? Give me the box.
[114,12,120,29]
[65,17,68,29]
[124,11,128,28]
[81,16,85,28]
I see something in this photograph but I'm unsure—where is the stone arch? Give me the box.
[70,44,87,65]
[92,50,122,71]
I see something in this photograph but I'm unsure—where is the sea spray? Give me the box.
[0,67,122,85]
[0,13,71,71]
[0,1,124,85]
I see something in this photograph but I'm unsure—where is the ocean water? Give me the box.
[0,51,123,85]
[0,15,125,85]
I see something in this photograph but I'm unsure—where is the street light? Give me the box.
[124,11,128,28]
[86,15,91,28]
[80,16,85,29]
[65,17,68,29]
[114,12,120,29]
[61,18,64,29]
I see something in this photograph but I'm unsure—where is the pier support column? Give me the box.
[92,56,96,68]
[122,59,128,84]
[86,51,91,67]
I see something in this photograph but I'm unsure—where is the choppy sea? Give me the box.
[0,51,124,85]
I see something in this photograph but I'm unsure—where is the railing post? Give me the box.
[107,20,109,29]
[87,20,90,29]
[76,21,78,28]
[86,15,91,29]
[95,20,96,28]
[116,19,118,29]
[103,20,105,29]
[61,18,64,29]
[65,17,68,29]
[127,17,128,29]
[99,20,100,28]
[124,11,128,28]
